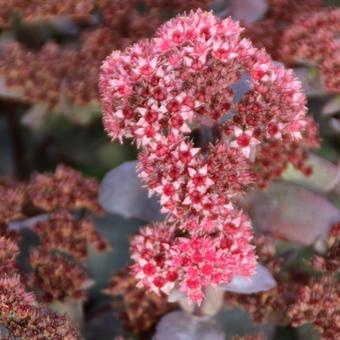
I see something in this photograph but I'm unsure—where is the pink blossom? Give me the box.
[131,210,256,303]
[100,10,314,303]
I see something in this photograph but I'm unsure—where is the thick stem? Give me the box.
[179,286,224,317]
[5,102,28,179]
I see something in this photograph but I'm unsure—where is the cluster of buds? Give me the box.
[0,0,213,106]
[100,10,315,303]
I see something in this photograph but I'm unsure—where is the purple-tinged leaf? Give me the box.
[155,311,224,340]
[21,103,49,130]
[242,182,340,245]
[330,117,340,133]
[217,308,275,339]
[322,96,340,116]
[220,264,276,294]
[229,0,268,24]
[99,161,163,221]
[282,153,340,195]
[168,289,185,303]
[9,214,49,231]
[0,77,25,102]
[293,68,327,97]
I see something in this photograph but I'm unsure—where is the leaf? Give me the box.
[217,308,275,339]
[229,0,268,24]
[282,153,340,194]
[242,181,340,245]
[87,214,143,293]
[293,68,327,97]
[155,311,224,340]
[8,214,49,231]
[0,77,25,102]
[98,161,163,222]
[84,307,124,340]
[220,263,276,294]
[21,103,49,130]
[322,95,340,116]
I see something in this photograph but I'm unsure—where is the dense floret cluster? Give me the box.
[100,10,314,303]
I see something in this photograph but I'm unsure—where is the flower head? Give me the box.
[100,10,315,303]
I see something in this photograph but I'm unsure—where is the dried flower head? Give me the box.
[245,0,322,59]
[225,222,340,338]
[105,268,172,334]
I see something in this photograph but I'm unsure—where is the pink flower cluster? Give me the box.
[131,211,255,302]
[100,10,312,302]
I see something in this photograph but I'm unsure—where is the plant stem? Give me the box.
[5,102,28,179]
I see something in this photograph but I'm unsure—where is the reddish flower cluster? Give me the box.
[0,166,109,306]
[28,211,110,303]
[28,165,102,213]
[33,210,110,260]
[0,231,80,339]
[0,0,213,106]
[279,9,340,93]
[0,165,102,221]
[0,235,19,274]
[288,277,340,339]
[0,0,95,27]
[225,223,340,339]
[0,181,26,224]
[0,274,80,339]
[28,248,92,303]
[100,10,315,302]
[131,212,255,302]
[246,0,339,93]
